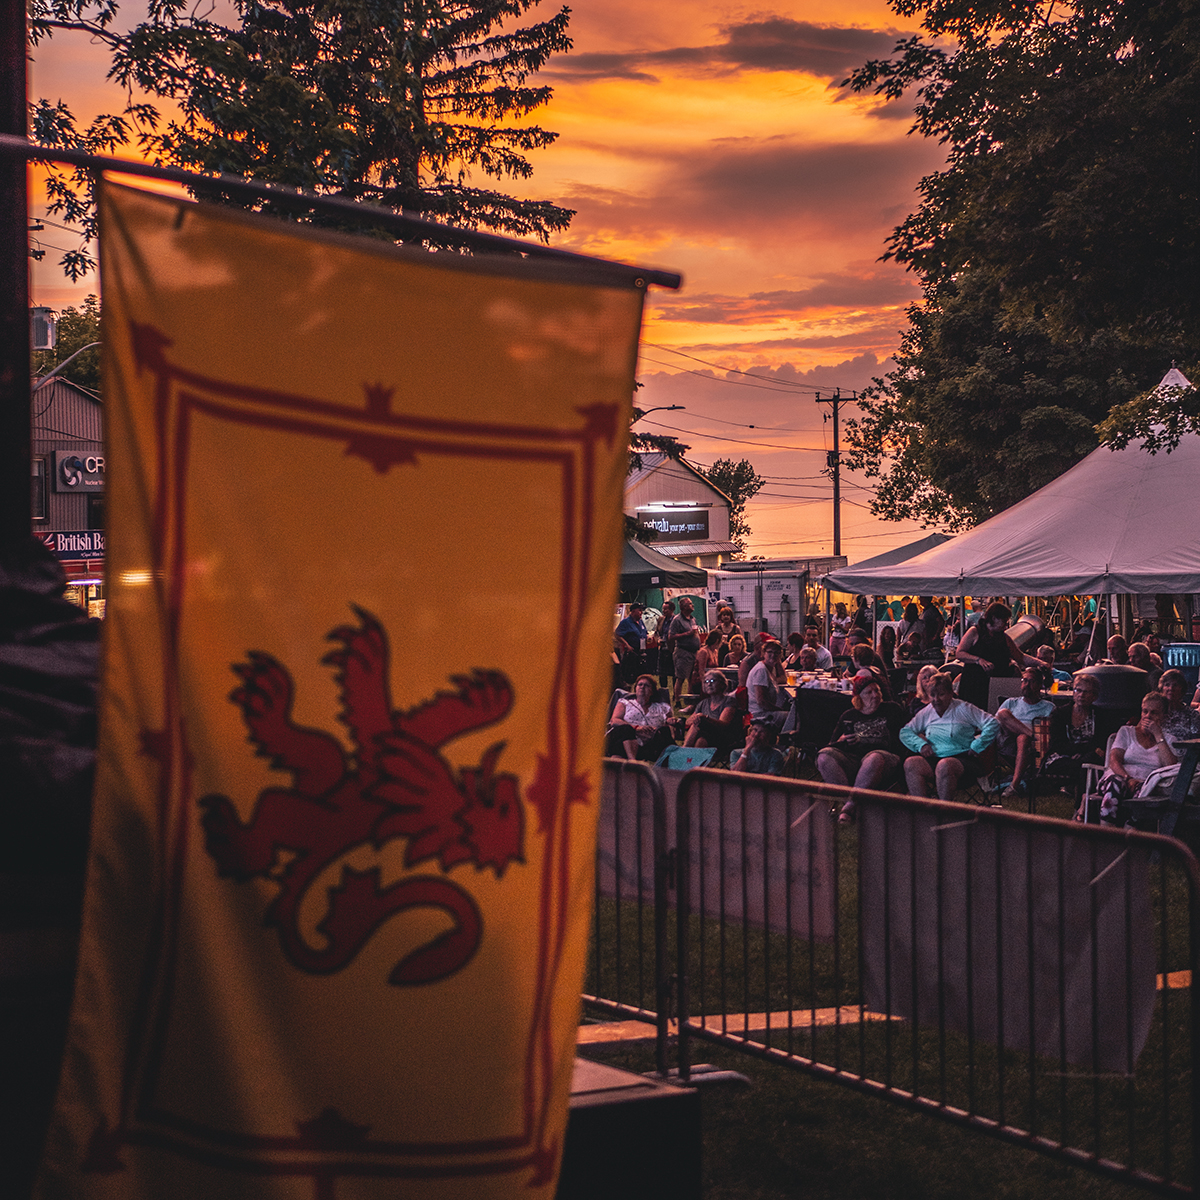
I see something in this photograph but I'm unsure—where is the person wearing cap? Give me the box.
[732,720,787,776]
[614,602,648,683]
[819,673,907,823]
[901,673,999,802]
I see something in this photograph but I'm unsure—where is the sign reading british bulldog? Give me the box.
[36,181,643,1200]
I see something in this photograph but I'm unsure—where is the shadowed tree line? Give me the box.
[843,0,1199,528]
[29,0,575,280]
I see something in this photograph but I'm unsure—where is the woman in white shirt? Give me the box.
[1096,691,1177,821]
[605,675,675,761]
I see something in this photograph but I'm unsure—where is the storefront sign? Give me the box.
[40,530,105,560]
[636,508,709,540]
[52,450,106,492]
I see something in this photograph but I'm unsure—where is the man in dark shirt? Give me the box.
[921,596,945,652]
[614,602,647,682]
[656,600,677,687]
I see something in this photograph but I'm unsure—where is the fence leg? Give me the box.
[654,790,671,1078]
[676,796,690,1084]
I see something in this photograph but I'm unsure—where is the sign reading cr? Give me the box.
[53,450,106,492]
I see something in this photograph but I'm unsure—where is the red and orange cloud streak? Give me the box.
[30,0,944,557]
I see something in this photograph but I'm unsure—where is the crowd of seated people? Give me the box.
[608,600,1200,802]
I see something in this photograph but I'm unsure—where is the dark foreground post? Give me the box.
[0,0,30,545]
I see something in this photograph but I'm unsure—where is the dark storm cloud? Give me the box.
[750,274,919,306]
[542,18,905,83]
[682,138,938,224]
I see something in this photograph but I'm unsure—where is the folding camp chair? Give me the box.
[1079,733,1118,823]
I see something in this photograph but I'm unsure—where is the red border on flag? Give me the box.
[88,324,617,1189]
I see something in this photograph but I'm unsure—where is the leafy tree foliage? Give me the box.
[699,458,764,554]
[32,294,102,392]
[629,402,689,470]
[843,0,1200,527]
[30,0,574,278]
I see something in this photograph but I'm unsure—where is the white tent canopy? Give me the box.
[822,370,1199,597]
[831,532,952,577]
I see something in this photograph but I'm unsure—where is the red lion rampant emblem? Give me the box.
[198,606,523,985]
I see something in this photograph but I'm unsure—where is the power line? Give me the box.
[745,529,925,548]
[636,356,810,394]
[36,216,87,236]
[644,342,862,395]
[641,419,829,453]
[655,408,819,434]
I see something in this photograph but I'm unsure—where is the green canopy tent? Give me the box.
[620,539,707,593]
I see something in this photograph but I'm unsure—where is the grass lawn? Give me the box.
[579,1036,1145,1200]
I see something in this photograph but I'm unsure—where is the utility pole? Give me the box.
[815,390,854,558]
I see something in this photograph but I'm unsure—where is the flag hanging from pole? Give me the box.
[36,180,644,1200]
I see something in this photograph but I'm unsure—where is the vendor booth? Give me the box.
[620,539,708,622]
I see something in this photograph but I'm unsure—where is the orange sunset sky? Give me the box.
[28,0,947,561]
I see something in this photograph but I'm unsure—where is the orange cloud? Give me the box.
[26,0,941,558]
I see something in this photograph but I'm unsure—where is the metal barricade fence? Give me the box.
[674,769,1200,1194]
[587,763,1200,1195]
[587,759,671,1074]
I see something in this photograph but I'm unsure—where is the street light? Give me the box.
[631,404,684,422]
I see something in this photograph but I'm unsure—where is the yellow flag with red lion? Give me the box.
[36,181,644,1200]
